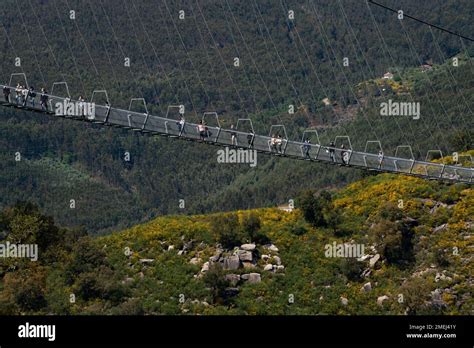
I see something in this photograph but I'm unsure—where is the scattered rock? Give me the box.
[242,261,256,269]
[263,264,273,271]
[139,259,154,264]
[273,256,282,266]
[241,243,256,251]
[183,240,193,250]
[121,277,134,284]
[360,282,372,292]
[261,254,270,261]
[430,202,447,214]
[247,273,261,284]
[357,254,372,262]
[276,265,285,271]
[237,250,253,262]
[189,257,201,265]
[200,262,209,273]
[223,255,240,270]
[267,244,279,252]
[177,250,184,256]
[435,272,452,283]
[167,245,174,251]
[377,295,389,306]
[431,289,446,307]
[433,224,448,233]
[225,274,240,286]
[362,268,372,278]
[209,254,220,263]
[340,297,348,306]
[369,254,380,268]
[412,267,437,278]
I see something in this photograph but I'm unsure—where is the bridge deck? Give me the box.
[1,85,472,184]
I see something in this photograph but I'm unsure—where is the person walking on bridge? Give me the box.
[340,144,348,165]
[177,116,186,135]
[303,138,311,159]
[15,84,23,104]
[28,87,37,108]
[328,141,336,162]
[198,121,207,141]
[40,88,49,111]
[229,124,237,146]
[3,86,10,103]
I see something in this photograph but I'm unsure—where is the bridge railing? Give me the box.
[1,84,472,183]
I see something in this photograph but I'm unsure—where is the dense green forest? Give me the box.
[0,0,473,233]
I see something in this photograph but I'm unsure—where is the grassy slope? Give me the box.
[95,172,473,315]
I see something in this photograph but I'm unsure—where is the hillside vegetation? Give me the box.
[1,0,473,233]
[0,171,472,315]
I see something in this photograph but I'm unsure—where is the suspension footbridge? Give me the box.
[1,80,473,184]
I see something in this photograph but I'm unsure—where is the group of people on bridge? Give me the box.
[3,83,390,168]
[3,84,49,111]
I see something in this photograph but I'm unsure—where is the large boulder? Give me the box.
[247,273,261,284]
[223,255,240,270]
[237,250,253,262]
[241,243,256,251]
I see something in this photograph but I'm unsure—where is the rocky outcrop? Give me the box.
[241,243,256,251]
[237,250,253,262]
[223,255,240,270]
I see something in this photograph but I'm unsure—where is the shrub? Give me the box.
[203,263,230,305]
[338,258,364,281]
[297,190,332,227]
[210,213,244,249]
[289,222,308,236]
[370,220,415,266]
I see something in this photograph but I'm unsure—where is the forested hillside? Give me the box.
[1,0,473,233]
[0,170,472,315]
